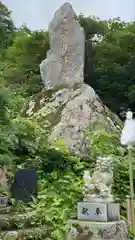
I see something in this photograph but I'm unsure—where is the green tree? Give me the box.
[81,17,135,115]
[2,28,49,96]
[0,1,15,52]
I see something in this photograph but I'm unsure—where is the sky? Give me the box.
[2,0,135,30]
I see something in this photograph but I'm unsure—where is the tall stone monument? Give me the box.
[23,2,121,157]
[67,157,128,239]
[40,2,85,88]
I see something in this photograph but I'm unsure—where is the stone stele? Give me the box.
[40,2,85,88]
[77,202,120,222]
[22,2,122,156]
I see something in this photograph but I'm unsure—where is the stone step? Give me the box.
[0,207,11,214]
[0,225,51,240]
[0,206,33,215]
[0,211,38,230]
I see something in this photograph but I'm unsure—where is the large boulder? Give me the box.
[22,2,121,156]
[22,83,121,156]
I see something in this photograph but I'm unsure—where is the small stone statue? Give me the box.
[83,157,114,203]
[121,110,135,146]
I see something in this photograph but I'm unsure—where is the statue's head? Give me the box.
[95,156,113,172]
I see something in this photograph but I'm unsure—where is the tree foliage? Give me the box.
[79,16,135,115]
[0,1,15,52]
[2,28,49,96]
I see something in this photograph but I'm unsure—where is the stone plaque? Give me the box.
[11,169,37,202]
[78,202,120,222]
[78,202,107,222]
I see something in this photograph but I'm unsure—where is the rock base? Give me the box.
[67,219,127,240]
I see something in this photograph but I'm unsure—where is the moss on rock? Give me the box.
[22,83,121,156]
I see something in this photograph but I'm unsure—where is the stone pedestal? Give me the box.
[78,202,120,222]
[0,196,8,208]
[67,219,128,240]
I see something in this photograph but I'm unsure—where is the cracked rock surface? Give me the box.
[22,83,121,156]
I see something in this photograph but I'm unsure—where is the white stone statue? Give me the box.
[83,157,114,203]
[120,110,135,146]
